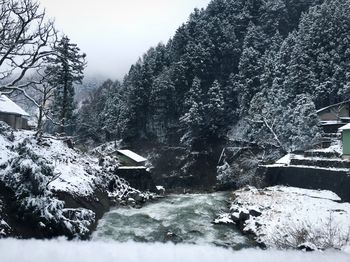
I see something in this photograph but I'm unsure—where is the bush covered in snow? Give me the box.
[0,122,149,239]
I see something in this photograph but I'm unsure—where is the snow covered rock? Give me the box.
[213,213,235,225]
[229,186,350,250]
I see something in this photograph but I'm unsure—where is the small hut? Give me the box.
[114,149,147,167]
[0,95,29,129]
[339,123,350,159]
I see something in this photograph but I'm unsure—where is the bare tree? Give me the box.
[0,0,56,104]
[28,68,56,132]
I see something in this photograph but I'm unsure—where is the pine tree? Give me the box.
[284,0,350,107]
[235,23,266,116]
[149,69,176,141]
[180,77,205,146]
[46,36,86,134]
[204,80,227,137]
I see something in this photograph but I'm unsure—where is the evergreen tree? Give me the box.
[46,36,86,134]
[180,77,205,146]
[204,80,228,138]
[149,68,176,141]
[284,0,350,107]
[235,23,266,116]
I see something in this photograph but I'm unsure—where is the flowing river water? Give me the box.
[92,192,252,249]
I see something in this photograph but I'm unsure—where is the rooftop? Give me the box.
[0,95,29,117]
[317,100,350,114]
[339,123,350,131]
[116,149,147,163]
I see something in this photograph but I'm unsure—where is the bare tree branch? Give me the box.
[0,0,57,95]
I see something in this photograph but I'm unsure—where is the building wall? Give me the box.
[0,113,28,129]
[342,130,350,155]
[319,105,350,121]
[262,165,350,202]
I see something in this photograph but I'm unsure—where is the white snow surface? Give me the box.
[229,186,350,250]
[276,154,292,165]
[117,149,147,162]
[0,95,29,116]
[0,239,349,262]
[339,123,350,131]
[308,142,342,154]
[0,130,99,196]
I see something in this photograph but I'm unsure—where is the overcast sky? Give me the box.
[39,0,211,79]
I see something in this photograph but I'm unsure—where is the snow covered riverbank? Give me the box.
[0,122,150,239]
[0,239,349,262]
[217,186,350,251]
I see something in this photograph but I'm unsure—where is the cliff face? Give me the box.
[0,122,151,239]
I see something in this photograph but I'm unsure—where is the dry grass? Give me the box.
[272,213,350,250]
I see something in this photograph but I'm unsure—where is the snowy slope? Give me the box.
[219,186,350,250]
[0,122,147,238]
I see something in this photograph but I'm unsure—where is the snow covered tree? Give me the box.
[283,0,350,107]
[204,80,227,138]
[234,23,267,116]
[148,68,176,141]
[76,79,119,143]
[248,83,321,153]
[180,77,205,146]
[0,0,56,103]
[46,36,86,134]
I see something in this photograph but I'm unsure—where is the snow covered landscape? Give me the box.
[216,186,350,251]
[0,122,150,238]
[2,0,350,261]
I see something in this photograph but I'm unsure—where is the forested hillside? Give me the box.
[76,0,350,188]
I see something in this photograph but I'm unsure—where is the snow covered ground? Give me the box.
[218,186,350,251]
[0,239,349,262]
[0,122,145,238]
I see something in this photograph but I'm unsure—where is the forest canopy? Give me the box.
[77,0,349,154]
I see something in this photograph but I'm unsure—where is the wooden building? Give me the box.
[339,123,350,159]
[0,95,30,129]
[317,100,350,133]
[114,149,147,167]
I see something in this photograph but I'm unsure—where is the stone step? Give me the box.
[304,150,341,158]
[322,133,340,139]
[290,157,350,169]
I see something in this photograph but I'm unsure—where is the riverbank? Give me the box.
[0,123,153,239]
[216,186,350,251]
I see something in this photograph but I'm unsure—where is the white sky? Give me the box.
[39,0,211,79]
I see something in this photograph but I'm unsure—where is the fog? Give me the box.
[0,239,349,262]
[38,0,211,79]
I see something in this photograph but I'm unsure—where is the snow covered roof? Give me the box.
[338,123,350,131]
[320,120,343,126]
[116,150,147,163]
[0,95,29,117]
[317,100,350,114]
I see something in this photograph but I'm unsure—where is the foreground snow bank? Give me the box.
[0,122,148,238]
[0,239,349,262]
[219,186,350,250]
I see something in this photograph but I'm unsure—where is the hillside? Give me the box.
[0,122,150,239]
[74,0,350,190]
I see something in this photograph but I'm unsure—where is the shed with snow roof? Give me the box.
[113,149,147,167]
[0,95,30,129]
[338,123,350,159]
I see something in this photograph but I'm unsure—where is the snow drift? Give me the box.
[0,239,349,262]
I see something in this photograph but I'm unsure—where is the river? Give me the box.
[92,192,251,249]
